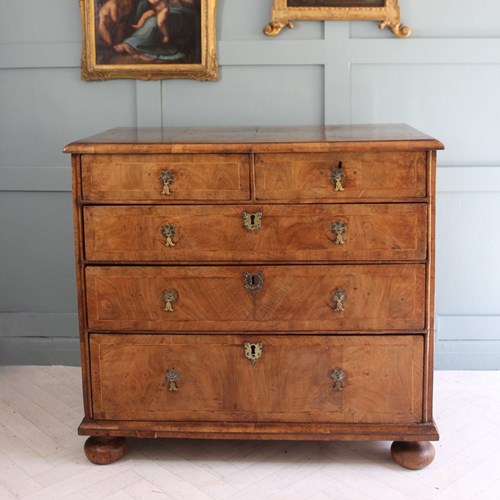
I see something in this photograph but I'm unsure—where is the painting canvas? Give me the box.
[80,0,218,80]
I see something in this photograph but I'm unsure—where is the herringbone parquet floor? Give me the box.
[0,367,499,499]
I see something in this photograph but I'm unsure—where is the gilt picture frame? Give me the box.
[80,0,218,81]
[264,0,410,38]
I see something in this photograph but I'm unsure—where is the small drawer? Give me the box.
[89,333,423,423]
[81,153,250,201]
[85,264,426,332]
[83,203,427,262]
[255,151,427,201]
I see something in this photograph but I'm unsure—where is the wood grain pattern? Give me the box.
[85,264,426,332]
[89,334,423,423]
[81,153,251,201]
[83,203,427,262]
[255,151,427,200]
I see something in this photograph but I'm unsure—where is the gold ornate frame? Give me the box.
[80,0,218,81]
[264,0,410,38]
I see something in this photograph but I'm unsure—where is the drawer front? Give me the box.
[86,264,426,332]
[255,151,427,200]
[90,334,424,423]
[81,154,250,201]
[84,203,427,262]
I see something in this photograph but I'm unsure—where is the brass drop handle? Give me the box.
[244,342,263,364]
[161,224,176,247]
[331,220,347,245]
[330,161,345,192]
[331,368,346,391]
[166,369,180,391]
[159,170,174,195]
[242,211,262,231]
[331,288,346,312]
[162,289,178,312]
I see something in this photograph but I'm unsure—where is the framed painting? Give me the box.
[80,0,218,81]
[264,0,410,38]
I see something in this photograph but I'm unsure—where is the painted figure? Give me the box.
[97,0,134,46]
[112,0,199,62]
[132,0,171,44]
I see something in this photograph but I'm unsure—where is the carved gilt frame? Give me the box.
[80,0,218,81]
[264,0,410,38]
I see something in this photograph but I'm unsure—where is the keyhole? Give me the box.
[251,344,256,355]
[250,214,256,225]
[338,161,343,170]
[251,275,258,287]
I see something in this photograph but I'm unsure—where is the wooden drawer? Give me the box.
[86,264,426,332]
[89,334,424,423]
[83,203,427,262]
[81,154,250,201]
[255,151,427,201]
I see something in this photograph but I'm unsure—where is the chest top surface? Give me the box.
[64,124,444,154]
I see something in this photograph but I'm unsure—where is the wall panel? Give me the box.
[350,64,500,164]
[436,193,500,314]
[0,192,76,312]
[0,68,137,167]
[0,0,81,44]
[162,65,324,127]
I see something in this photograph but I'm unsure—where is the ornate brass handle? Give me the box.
[242,211,262,231]
[162,289,178,312]
[244,342,263,364]
[330,161,345,192]
[159,170,174,195]
[243,272,263,293]
[331,368,346,391]
[331,220,347,245]
[161,224,176,247]
[166,369,180,391]
[331,288,346,312]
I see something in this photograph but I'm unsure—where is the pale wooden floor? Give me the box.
[0,367,499,500]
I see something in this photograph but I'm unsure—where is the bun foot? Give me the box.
[391,441,435,470]
[84,436,127,464]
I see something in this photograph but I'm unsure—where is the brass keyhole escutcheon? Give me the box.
[159,170,174,195]
[166,369,180,391]
[244,342,263,364]
[162,289,178,312]
[331,220,347,245]
[161,224,176,247]
[243,272,263,293]
[330,161,345,192]
[242,211,262,231]
[331,368,346,391]
[331,288,346,312]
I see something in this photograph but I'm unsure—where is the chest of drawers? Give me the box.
[65,125,443,469]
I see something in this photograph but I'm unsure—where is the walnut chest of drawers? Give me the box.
[65,124,443,469]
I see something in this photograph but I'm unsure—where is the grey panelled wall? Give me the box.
[1,0,500,368]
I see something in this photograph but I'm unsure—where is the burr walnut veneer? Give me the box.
[65,125,443,469]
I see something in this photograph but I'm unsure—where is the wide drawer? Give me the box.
[85,264,426,332]
[83,203,427,262]
[89,334,424,423]
[255,151,427,200]
[81,154,250,201]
